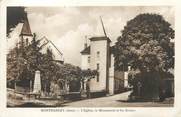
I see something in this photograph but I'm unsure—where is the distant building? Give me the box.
[39,37,64,63]
[19,14,64,63]
[80,36,129,95]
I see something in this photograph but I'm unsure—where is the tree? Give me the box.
[113,13,174,100]
[7,33,97,93]
[7,44,28,88]
[56,63,98,92]
[7,33,58,89]
[114,13,174,73]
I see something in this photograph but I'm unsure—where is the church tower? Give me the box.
[19,13,33,46]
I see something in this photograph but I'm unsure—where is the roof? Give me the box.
[80,46,90,55]
[39,37,64,63]
[20,16,33,36]
[80,45,115,55]
[89,36,111,42]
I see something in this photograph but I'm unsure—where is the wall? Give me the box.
[81,54,90,70]
[89,40,108,92]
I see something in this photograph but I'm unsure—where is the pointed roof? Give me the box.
[20,14,33,36]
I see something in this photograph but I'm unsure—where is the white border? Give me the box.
[0,0,181,117]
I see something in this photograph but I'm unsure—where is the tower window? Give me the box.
[96,63,99,82]
[97,63,99,70]
[26,38,29,46]
[88,56,90,63]
[97,51,100,58]
[97,73,99,82]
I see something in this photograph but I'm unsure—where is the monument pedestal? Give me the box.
[33,70,41,94]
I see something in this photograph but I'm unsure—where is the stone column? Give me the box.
[30,80,32,92]
[33,70,41,94]
[124,72,128,88]
[124,66,131,88]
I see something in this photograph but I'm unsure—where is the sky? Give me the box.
[7,6,174,66]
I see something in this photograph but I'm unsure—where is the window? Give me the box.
[96,63,99,82]
[88,56,90,63]
[97,73,99,82]
[97,63,99,70]
[97,51,100,58]
[26,38,29,46]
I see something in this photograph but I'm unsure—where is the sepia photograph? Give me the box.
[6,6,174,107]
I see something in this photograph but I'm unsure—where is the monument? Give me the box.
[33,70,41,94]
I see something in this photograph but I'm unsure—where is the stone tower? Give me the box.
[89,36,111,93]
[19,14,33,46]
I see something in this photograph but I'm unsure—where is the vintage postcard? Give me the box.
[0,0,181,117]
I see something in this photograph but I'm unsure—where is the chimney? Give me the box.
[84,35,88,49]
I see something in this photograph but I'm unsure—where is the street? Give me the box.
[7,90,173,107]
[62,91,173,107]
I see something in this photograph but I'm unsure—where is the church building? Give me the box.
[19,14,64,63]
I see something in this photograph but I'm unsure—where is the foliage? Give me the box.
[80,69,98,81]
[114,13,175,99]
[7,34,97,91]
[114,13,174,73]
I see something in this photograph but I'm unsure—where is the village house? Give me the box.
[80,36,129,95]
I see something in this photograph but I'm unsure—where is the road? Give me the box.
[62,91,173,107]
[7,89,173,107]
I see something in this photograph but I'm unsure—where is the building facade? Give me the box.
[80,36,128,95]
